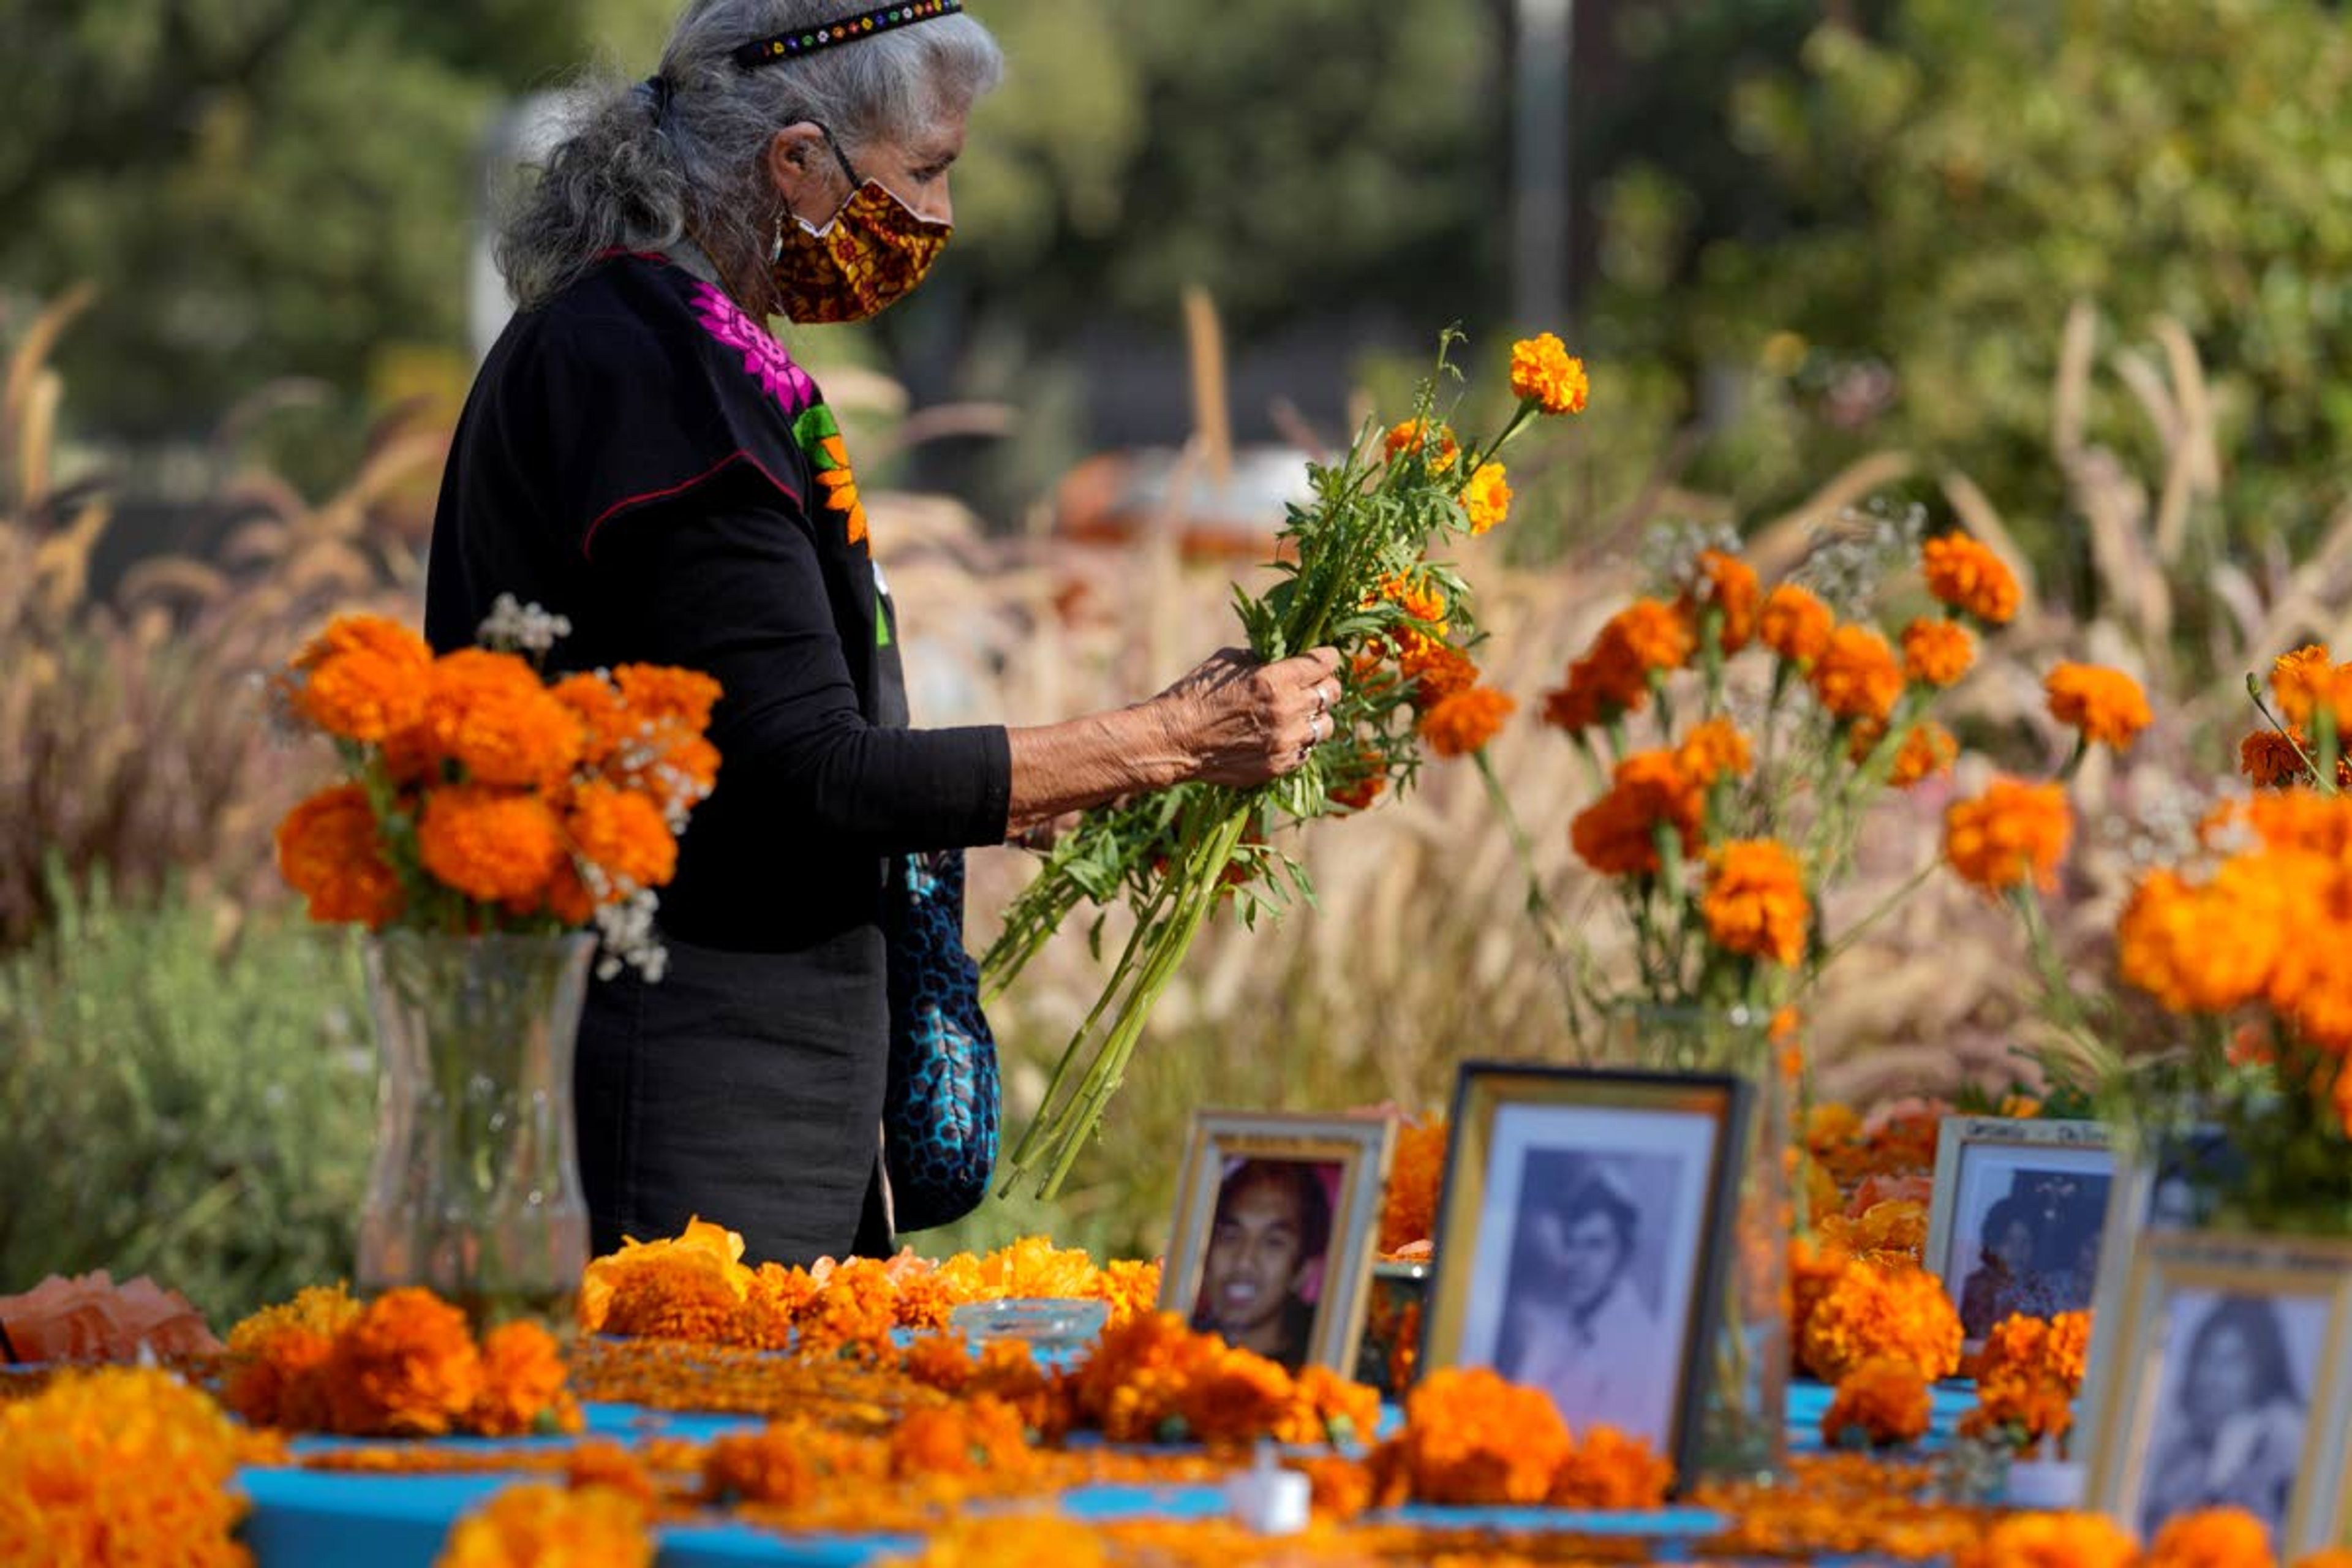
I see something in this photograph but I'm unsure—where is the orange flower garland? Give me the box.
[1945,778,2073,895]
[2045,663,2153,751]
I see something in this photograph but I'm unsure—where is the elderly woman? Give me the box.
[424,0,1340,1267]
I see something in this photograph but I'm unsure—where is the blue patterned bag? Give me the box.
[881,849,1001,1232]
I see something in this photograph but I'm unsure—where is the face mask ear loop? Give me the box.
[815,123,865,193]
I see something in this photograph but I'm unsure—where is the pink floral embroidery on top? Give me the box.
[690,282,818,414]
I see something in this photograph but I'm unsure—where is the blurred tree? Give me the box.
[0,0,600,437]
[1593,0,2352,571]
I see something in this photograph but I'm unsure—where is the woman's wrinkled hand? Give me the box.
[1153,646,1345,788]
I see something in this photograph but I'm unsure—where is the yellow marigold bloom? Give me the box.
[1974,1512,2139,1568]
[1900,617,1976,688]
[2045,662,2152,750]
[1383,417,1460,472]
[1703,840,1811,967]
[1943,777,2071,895]
[1921,535,2022,626]
[1419,686,1515,758]
[2271,643,2334,726]
[1611,598,1696,673]
[0,1367,252,1568]
[2144,1508,2274,1568]
[1676,716,1754,785]
[277,783,405,929]
[417,785,568,907]
[1684,549,1762,654]
[1821,1355,1932,1449]
[1461,460,1512,535]
[1760,582,1834,666]
[1810,624,1904,725]
[1509,333,1590,415]
[2241,728,2309,789]
[1799,1261,1963,1383]
[436,1482,652,1568]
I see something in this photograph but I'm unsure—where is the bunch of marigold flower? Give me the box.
[1798,1256,1963,1384]
[981,331,1588,1197]
[1958,1311,2090,1455]
[1362,1366,1671,1509]
[221,1284,578,1439]
[1066,1313,1377,1449]
[273,597,719,979]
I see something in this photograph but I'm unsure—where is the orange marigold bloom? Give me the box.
[564,781,679,892]
[295,616,434,744]
[325,1287,486,1438]
[1379,1118,1449,1254]
[1684,550,1761,654]
[1547,1425,1673,1510]
[1901,618,1977,688]
[1799,1261,1963,1384]
[580,1218,753,1340]
[1703,840,1811,967]
[887,1395,1033,1479]
[276,783,404,928]
[900,1333,979,1393]
[1180,1347,1302,1447]
[1944,777,2072,895]
[1760,583,1835,666]
[421,649,584,791]
[1676,716,1755,786]
[437,1482,654,1568]
[1393,1366,1574,1506]
[1973,1511,2139,1568]
[1570,749,1703,877]
[469,1321,575,1439]
[2241,728,2310,790]
[1384,418,1460,472]
[1419,686,1515,759]
[2117,863,2286,1015]
[417,785,568,906]
[1821,1355,1933,1449]
[613,665,722,731]
[1612,598,1697,674]
[895,1516,1110,1568]
[1404,643,1479,707]
[551,671,633,770]
[704,1422,826,1506]
[2271,643,2334,726]
[2144,1507,2275,1568]
[1070,1313,1223,1444]
[1461,461,1512,536]
[2045,663,2153,750]
[1810,624,1904,725]
[1330,750,1389,812]
[1509,333,1590,415]
[1889,722,1959,788]
[1922,535,2022,626]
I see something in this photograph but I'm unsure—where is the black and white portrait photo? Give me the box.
[1929,1126,2113,1342]
[1444,1088,1733,1453]
[2138,1291,2325,1547]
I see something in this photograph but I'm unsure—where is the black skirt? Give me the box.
[575,927,895,1267]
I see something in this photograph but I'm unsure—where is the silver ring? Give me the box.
[1314,684,1330,717]
[1311,712,1330,745]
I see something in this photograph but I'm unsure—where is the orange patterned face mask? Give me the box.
[769,130,951,325]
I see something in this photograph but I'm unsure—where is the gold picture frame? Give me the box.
[1157,1112,1395,1375]
[1419,1063,1748,1482]
[2084,1230,2352,1556]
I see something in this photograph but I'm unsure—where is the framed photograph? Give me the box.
[1159,1112,1395,1374]
[1419,1063,1750,1480]
[1924,1116,2114,1346]
[2085,1231,2352,1556]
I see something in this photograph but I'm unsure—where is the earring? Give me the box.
[768,211,786,265]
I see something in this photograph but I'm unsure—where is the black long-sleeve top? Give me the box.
[423,252,1012,953]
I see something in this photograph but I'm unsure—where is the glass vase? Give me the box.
[1604,1003,1790,1484]
[358,931,595,1332]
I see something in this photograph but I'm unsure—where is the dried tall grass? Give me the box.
[0,293,429,948]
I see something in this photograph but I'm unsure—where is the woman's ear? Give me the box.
[766,123,836,222]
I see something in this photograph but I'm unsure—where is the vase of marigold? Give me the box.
[357,931,595,1332]
[1605,1004,1791,1483]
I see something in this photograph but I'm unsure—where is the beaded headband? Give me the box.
[731,1,965,69]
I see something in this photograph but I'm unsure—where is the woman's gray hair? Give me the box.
[497,0,1001,311]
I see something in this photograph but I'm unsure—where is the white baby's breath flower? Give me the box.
[477,594,574,656]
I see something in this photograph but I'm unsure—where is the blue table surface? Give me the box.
[233,1381,1988,1567]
